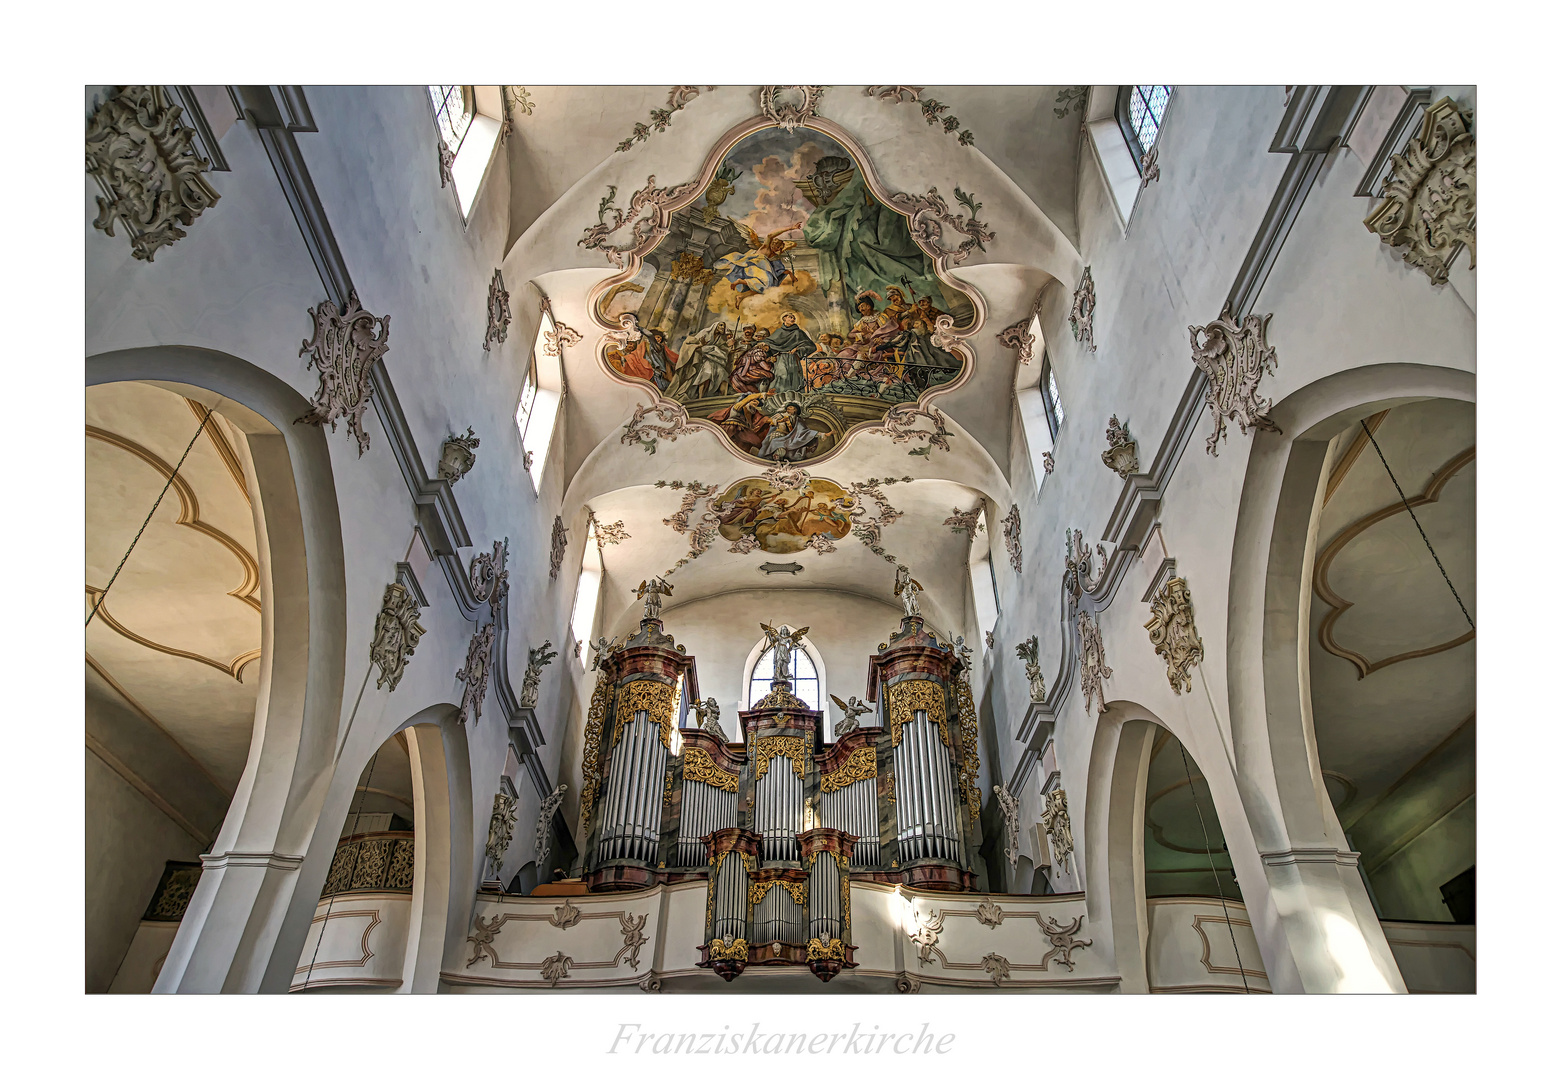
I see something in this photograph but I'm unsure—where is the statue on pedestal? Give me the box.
[893,563,923,619]
[636,576,674,621]
[760,622,810,682]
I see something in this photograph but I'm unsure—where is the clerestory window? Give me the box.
[1117,85,1171,172]
[747,638,821,713]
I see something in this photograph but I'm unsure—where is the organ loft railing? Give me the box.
[575,586,984,983]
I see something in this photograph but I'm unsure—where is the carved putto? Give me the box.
[759,85,826,133]
[1101,415,1139,479]
[468,539,510,612]
[86,86,221,262]
[438,426,480,484]
[1140,145,1161,186]
[1364,96,1475,285]
[484,792,518,879]
[484,269,511,352]
[535,783,568,863]
[1145,576,1205,694]
[760,623,809,681]
[1016,636,1046,703]
[692,696,728,742]
[1040,788,1074,873]
[549,516,569,580]
[830,694,873,738]
[1189,304,1281,456]
[994,784,1021,869]
[1042,450,1055,475]
[370,582,425,691]
[1002,504,1023,573]
[297,290,392,456]
[636,576,674,621]
[438,142,455,188]
[455,622,496,724]
[519,640,557,710]
[1069,266,1097,352]
[1076,610,1113,715]
[893,564,923,619]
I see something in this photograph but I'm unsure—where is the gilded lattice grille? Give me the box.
[320,834,417,898]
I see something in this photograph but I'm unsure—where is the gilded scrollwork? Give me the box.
[1145,576,1205,694]
[752,736,808,781]
[807,937,847,961]
[820,746,877,794]
[682,746,739,793]
[748,879,809,907]
[1364,96,1475,285]
[707,937,749,961]
[886,679,949,748]
[577,668,613,833]
[614,680,678,749]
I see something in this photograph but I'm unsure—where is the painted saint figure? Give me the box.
[756,402,820,462]
[766,312,816,394]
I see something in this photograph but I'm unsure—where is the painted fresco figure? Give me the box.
[714,219,805,294]
[766,312,816,394]
[667,321,732,399]
[756,402,820,461]
[710,392,774,454]
[730,332,776,394]
[605,313,676,391]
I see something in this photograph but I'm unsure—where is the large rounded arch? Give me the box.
[88,346,348,994]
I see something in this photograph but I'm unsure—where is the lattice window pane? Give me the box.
[1042,355,1065,435]
[516,355,539,439]
[428,84,472,151]
[1130,84,1171,152]
[748,644,820,712]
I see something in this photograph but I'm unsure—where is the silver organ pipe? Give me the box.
[895,708,960,862]
[711,852,748,943]
[599,710,666,864]
[821,779,878,866]
[807,855,842,943]
[675,778,736,867]
[755,762,802,863]
[754,885,804,944]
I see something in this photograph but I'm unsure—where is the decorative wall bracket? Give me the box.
[1016,636,1045,703]
[1144,576,1204,694]
[438,427,480,484]
[520,640,557,709]
[370,582,425,691]
[759,86,825,132]
[1101,415,1139,478]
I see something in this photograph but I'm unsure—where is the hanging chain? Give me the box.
[87,407,213,628]
[1360,419,1474,633]
[303,748,381,990]
[1178,743,1251,993]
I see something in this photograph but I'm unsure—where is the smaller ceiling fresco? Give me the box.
[598,125,977,466]
[714,474,855,555]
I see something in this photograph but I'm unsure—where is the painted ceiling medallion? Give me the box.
[714,472,855,555]
[590,119,982,467]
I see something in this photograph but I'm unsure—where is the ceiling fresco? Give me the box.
[594,124,979,466]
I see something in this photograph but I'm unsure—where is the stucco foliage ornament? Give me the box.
[994,784,1021,869]
[759,86,826,133]
[1063,528,1104,604]
[997,287,1046,365]
[587,509,630,549]
[976,898,1005,927]
[1042,451,1055,475]
[438,426,480,484]
[908,908,945,965]
[691,696,728,742]
[1145,576,1205,694]
[483,269,512,352]
[370,583,424,691]
[1364,97,1475,285]
[579,175,703,268]
[548,899,582,929]
[943,506,984,538]
[438,142,455,188]
[297,290,391,456]
[86,86,221,262]
[535,783,568,863]
[466,913,505,967]
[540,951,573,986]
[864,85,975,146]
[1002,504,1023,573]
[873,402,954,455]
[468,539,510,612]
[830,694,873,738]
[1054,86,1088,119]
[1037,913,1092,971]
[549,516,569,580]
[455,622,496,724]
[622,401,699,454]
[616,86,715,152]
[619,911,650,969]
[887,186,995,266]
[484,791,518,878]
[1140,145,1161,187]
[1101,415,1139,478]
[1040,788,1075,872]
[1016,636,1045,703]
[1189,305,1281,456]
[520,640,557,710]
[982,952,1012,986]
[1069,266,1097,352]
[1076,610,1112,715]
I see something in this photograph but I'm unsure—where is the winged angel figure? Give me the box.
[760,623,810,683]
[830,694,873,738]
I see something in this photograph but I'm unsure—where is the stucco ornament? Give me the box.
[1076,610,1112,715]
[759,85,826,133]
[1037,913,1092,971]
[578,174,703,268]
[548,899,582,929]
[548,516,568,580]
[985,630,995,650]
[619,911,650,970]
[1040,788,1075,873]
[519,640,557,710]
[85,86,221,262]
[615,85,714,152]
[830,694,873,738]
[370,582,425,691]
[468,539,510,612]
[1063,528,1105,603]
[1145,576,1205,694]
[887,186,995,266]
[438,426,480,484]
[1016,637,1046,703]
[1069,266,1097,352]
[621,401,698,454]
[982,952,1012,986]
[1042,451,1055,475]
[297,290,391,456]
[691,696,728,742]
[864,85,976,146]
[455,622,496,724]
[994,784,1021,869]
[540,951,573,987]
[637,576,674,621]
[908,908,945,965]
[484,791,518,878]
[534,783,568,863]
[484,269,511,352]
[1101,415,1139,478]
[1140,145,1161,186]
[1189,304,1281,456]
[943,506,983,538]
[587,509,630,548]
[997,287,1046,365]
[1364,96,1475,285]
[438,142,455,188]
[466,913,505,967]
[1002,504,1023,573]
[976,898,1004,927]
[873,402,954,455]
[893,564,924,619]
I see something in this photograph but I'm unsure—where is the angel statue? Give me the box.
[953,635,974,682]
[759,622,810,683]
[589,635,620,671]
[893,563,923,619]
[691,696,728,742]
[636,576,673,621]
[830,694,873,738]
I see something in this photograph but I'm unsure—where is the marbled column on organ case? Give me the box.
[800,828,859,982]
[697,827,760,982]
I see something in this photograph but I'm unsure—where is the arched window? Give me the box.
[746,636,821,713]
[427,85,504,221]
[1117,85,1171,170]
[428,85,473,152]
[568,516,602,657]
[516,309,564,486]
[1040,350,1066,437]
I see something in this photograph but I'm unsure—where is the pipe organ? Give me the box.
[576,602,984,983]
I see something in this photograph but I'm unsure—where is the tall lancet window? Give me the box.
[1117,84,1172,171]
[428,85,473,152]
[746,637,822,713]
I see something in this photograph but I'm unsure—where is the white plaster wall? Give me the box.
[1367,798,1476,922]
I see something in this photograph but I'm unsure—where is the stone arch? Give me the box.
[88,346,348,995]
[1225,361,1474,992]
